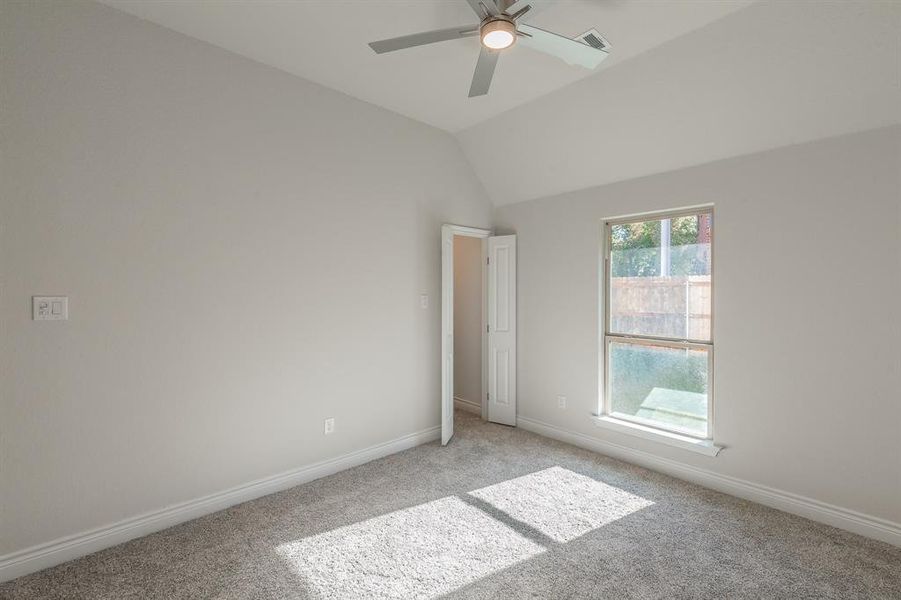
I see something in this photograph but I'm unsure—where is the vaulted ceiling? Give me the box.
[100,0,753,132]
[100,0,901,205]
[459,0,901,204]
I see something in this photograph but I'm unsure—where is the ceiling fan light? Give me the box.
[480,19,516,50]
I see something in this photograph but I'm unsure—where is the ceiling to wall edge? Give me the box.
[485,124,901,211]
[84,0,496,212]
[451,0,901,207]
[97,1,895,210]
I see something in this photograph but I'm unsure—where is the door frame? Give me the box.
[442,224,492,445]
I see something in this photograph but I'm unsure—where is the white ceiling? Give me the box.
[100,0,753,132]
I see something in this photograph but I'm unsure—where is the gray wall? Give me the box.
[453,235,482,408]
[0,0,491,555]
[495,127,901,524]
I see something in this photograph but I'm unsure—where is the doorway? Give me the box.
[453,234,485,419]
[441,224,517,445]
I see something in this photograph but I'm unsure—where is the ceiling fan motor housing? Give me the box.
[480,16,517,50]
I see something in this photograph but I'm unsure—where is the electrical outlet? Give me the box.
[324,418,335,435]
[420,294,429,309]
[557,395,567,409]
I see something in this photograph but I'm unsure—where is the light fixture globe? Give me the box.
[480,18,516,50]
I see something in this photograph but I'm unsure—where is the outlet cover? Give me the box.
[557,395,567,409]
[324,418,335,435]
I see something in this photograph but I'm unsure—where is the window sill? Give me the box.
[590,415,723,457]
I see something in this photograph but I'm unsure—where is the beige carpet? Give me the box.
[2,410,899,599]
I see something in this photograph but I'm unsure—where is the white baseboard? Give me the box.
[0,425,441,583]
[453,396,481,415]
[517,416,901,547]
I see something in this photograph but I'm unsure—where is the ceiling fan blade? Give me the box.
[495,0,519,11]
[469,47,500,97]
[465,0,500,18]
[517,24,609,69]
[503,0,530,12]
[369,26,478,54]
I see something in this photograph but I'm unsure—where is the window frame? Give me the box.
[600,206,715,441]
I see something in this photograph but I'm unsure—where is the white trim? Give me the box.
[592,415,722,456]
[441,225,455,445]
[480,239,489,421]
[518,416,901,547]
[441,223,493,443]
[443,224,492,238]
[601,207,716,441]
[603,204,716,226]
[454,396,482,415]
[0,425,441,583]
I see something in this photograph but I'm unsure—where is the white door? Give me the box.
[441,227,454,445]
[487,235,516,426]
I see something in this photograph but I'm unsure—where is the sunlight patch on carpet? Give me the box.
[276,496,544,600]
[468,466,654,543]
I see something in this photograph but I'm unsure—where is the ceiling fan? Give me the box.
[368,0,610,97]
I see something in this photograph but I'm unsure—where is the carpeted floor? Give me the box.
[2,410,899,599]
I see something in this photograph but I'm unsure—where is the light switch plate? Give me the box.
[33,296,68,321]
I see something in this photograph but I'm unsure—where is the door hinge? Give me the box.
[487,324,490,333]
[487,392,490,401]
[487,256,490,265]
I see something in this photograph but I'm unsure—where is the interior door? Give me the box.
[440,227,454,445]
[487,235,517,426]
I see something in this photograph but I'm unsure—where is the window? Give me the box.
[602,209,713,439]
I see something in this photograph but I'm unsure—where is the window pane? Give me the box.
[609,213,712,340]
[609,341,709,437]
